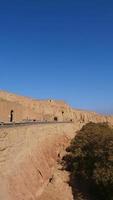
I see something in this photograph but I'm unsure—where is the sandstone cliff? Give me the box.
[0,90,113,125]
[0,90,113,200]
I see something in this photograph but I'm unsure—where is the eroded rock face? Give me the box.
[0,90,113,125]
[0,90,113,200]
[0,123,75,200]
[0,90,71,122]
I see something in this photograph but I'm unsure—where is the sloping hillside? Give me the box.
[0,123,75,200]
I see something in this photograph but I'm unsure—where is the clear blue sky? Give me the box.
[0,0,113,114]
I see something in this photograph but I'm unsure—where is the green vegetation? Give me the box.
[63,122,113,200]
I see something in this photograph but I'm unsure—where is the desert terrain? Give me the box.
[0,90,113,200]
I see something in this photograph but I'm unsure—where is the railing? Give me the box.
[0,120,73,128]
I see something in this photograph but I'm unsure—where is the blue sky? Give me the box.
[0,0,113,114]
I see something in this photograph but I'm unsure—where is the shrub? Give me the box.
[63,122,113,200]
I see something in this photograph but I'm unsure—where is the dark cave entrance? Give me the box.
[62,111,64,115]
[10,110,14,122]
[54,117,58,121]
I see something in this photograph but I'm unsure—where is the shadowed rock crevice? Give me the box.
[37,169,43,178]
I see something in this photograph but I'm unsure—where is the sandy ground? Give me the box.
[0,123,75,200]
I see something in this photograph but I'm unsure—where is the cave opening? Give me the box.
[54,117,58,121]
[10,110,14,122]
